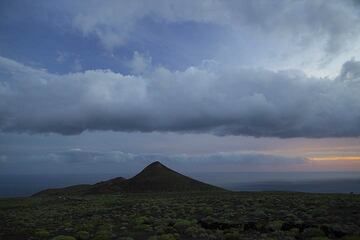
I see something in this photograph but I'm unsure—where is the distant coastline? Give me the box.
[1,171,360,197]
[224,178,360,194]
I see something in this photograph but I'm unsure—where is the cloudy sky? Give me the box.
[1,0,360,174]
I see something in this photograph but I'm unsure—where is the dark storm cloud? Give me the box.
[1,56,360,138]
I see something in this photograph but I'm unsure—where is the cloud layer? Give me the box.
[56,0,360,55]
[0,148,306,174]
[1,55,360,137]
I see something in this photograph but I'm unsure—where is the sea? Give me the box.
[1,172,360,197]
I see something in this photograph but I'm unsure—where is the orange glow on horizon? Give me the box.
[309,156,360,161]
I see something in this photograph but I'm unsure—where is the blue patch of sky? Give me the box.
[131,16,226,71]
[0,1,227,75]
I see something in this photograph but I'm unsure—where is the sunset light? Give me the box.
[309,156,360,161]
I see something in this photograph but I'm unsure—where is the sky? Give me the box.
[1,0,360,175]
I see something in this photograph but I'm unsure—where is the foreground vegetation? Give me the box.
[0,192,359,240]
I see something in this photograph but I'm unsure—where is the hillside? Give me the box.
[119,161,222,192]
[33,161,223,196]
[33,184,92,197]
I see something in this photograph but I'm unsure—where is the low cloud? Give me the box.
[0,148,306,174]
[49,150,305,166]
[1,56,360,138]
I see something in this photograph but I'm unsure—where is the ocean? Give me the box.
[1,172,360,197]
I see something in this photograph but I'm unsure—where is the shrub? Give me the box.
[51,236,76,240]
[154,225,166,235]
[134,223,152,232]
[173,219,192,233]
[224,231,241,240]
[76,231,90,240]
[158,233,178,240]
[302,228,326,238]
[252,209,266,219]
[200,206,213,215]
[342,236,360,240]
[267,220,284,231]
[93,230,112,240]
[185,226,199,237]
[289,228,299,237]
[34,229,50,239]
[134,216,149,225]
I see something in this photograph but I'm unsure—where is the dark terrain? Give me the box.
[34,161,222,196]
[0,162,359,240]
